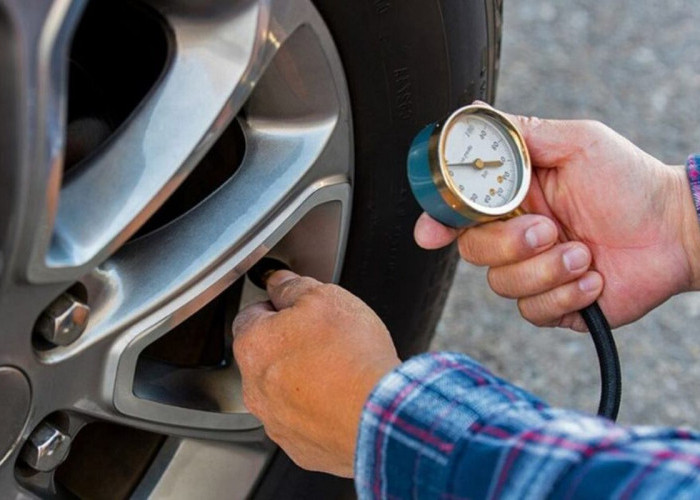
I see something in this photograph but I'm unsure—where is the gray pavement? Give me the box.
[431,0,700,427]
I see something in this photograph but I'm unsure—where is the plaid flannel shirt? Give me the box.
[355,352,700,499]
[686,154,700,222]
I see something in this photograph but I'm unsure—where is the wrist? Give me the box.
[346,357,401,463]
[673,159,700,291]
[352,357,402,420]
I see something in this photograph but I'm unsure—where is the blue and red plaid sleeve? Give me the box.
[686,154,700,223]
[355,352,700,499]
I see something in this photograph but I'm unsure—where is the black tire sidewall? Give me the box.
[253,1,499,497]
[325,0,499,358]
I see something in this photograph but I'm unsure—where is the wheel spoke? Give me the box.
[0,0,86,282]
[31,0,334,282]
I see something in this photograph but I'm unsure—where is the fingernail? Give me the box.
[266,269,299,288]
[578,274,602,293]
[524,222,556,249]
[563,247,589,272]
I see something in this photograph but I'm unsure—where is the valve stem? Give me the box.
[247,258,290,289]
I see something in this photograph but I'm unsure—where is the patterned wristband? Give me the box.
[686,154,700,223]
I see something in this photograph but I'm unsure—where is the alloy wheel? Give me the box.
[0,0,353,496]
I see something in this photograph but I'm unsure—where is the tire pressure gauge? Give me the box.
[407,104,622,421]
[408,104,531,228]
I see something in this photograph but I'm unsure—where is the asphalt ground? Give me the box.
[431,0,700,427]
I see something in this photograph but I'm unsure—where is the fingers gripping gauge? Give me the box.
[407,104,621,420]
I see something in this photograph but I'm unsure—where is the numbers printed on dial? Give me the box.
[443,114,519,209]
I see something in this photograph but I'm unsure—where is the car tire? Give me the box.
[252,1,502,497]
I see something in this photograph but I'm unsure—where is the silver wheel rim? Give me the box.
[0,0,353,496]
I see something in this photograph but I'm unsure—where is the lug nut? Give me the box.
[20,422,71,472]
[34,292,90,346]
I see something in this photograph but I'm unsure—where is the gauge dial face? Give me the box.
[442,113,521,210]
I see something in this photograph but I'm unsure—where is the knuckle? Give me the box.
[276,280,301,301]
[242,387,262,417]
[298,283,335,311]
[264,361,284,387]
[457,234,477,262]
[560,313,588,332]
[501,236,521,261]
[233,333,266,374]
[231,312,252,337]
[232,304,269,338]
[489,257,561,300]
[487,268,515,298]
[521,115,545,132]
[517,299,543,326]
[458,232,490,265]
[232,336,250,366]
[233,329,254,355]
[278,277,320,301]
[298,276,321,288]
[518,297,557,328]
[580,120,612,143]
[571,318,589,333]
[311,282,334,298]
[581,119,606,133]
[554,284,580,311]
[580,119,600,130]
[537,261,559,288]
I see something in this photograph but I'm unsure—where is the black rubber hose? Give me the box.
[580,301,621,420]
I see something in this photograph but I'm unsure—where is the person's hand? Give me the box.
[232,271,400,477]
[415,115,700,331]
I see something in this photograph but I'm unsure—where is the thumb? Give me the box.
[505,114,595,168]
[414,212,461,249]
[266,270,322,310]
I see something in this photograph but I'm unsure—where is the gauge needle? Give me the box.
[447,158,503,169]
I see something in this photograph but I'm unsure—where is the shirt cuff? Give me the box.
[353,352,544,499]
[685,154,700,224]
